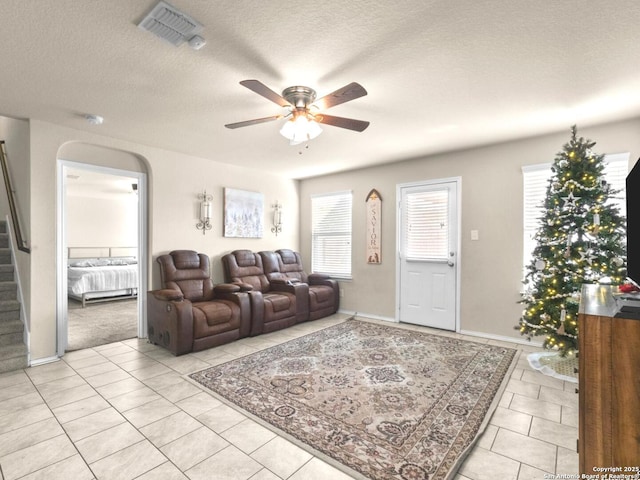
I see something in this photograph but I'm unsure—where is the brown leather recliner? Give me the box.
[262,249,339,321]
[147,250,251,355]
[221,249,308,334]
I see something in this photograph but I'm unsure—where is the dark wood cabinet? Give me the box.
[578,284,640,473]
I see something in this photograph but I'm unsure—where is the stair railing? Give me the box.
[0,141,30,253]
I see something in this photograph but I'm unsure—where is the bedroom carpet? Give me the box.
[189,318,518,480]
[67,298,138,351]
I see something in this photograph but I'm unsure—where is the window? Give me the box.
[311,191,352,278]
[522,153,629,270]
[404,188,449,260]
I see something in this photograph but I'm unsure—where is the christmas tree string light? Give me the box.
[517,126,626,356]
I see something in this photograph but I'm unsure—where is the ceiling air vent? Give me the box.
[138,1,203,47]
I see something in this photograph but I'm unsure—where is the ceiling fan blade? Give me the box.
[313,82,368,110]
[239,80,290,107]
[315,114,370,132]
[225,115,283,129]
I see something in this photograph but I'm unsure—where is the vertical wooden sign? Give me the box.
[366,189,382,264]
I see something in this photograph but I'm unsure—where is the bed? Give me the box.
[67,247,138,307]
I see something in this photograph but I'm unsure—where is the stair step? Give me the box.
[0,221,6,234]
[0,234,8,248]
[0,343,28,374]
[0,248,10,263]
[0,300,20,312]
[0,330,23,347]
[0,301,20,322]
[0,319,23,335]
[0,282,16,301]
[0,265,14,282]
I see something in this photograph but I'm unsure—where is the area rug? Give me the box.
[189,319,517,480]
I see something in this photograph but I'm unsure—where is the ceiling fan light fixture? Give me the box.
[279,113,322,145]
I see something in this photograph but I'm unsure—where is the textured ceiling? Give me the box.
[1,1,639,179]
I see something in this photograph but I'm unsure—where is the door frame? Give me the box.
[395,176,462,331]
[56,159,148,357]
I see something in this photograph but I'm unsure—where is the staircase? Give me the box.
[0,221,27,373]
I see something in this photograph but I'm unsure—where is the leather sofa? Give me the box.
[147,250,251,355]
[221,250,308,335]
[261,249,339,320]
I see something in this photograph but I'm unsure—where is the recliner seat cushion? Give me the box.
[310,285,332,303]
[264,292,294,314]
[192,300,241,338]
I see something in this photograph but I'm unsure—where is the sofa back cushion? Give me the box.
[275,249,308,283]
[157,250,214,302]
[222,250,270,293]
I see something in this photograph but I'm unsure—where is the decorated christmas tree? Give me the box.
[518,126,626,356]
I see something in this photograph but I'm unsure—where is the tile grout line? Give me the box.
[19,367,97,479]
[62,345,198,479]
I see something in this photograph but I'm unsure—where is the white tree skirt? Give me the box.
[527,351,578,384]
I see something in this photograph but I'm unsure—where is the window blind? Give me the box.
[311,191,352,278]
[404,188,449,260]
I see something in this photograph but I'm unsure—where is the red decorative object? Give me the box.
[619,283,640,293]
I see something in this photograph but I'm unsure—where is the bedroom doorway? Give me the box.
[57,160,147,355]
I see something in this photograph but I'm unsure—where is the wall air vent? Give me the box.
[138,1,203,47]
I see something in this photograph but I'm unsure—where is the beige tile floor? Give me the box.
[0,314,578,480]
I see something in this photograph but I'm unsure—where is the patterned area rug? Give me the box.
[189,319,517,480]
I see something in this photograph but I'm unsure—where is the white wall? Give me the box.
[66,194,138,248]
[299,118,640,342]
[28,120,300,362]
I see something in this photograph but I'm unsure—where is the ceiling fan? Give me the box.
[225,80,370,145]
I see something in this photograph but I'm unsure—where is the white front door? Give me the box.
[398,179,459,330]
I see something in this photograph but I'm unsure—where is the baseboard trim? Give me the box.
[338,310,543,347]
[338,309,397,323]
[30,355,60,367]
[459,329,543,347]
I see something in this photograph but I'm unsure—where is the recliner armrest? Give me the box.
[149,289,184,302]
[213,283,241,294]
[308,273,330,283]
[271,278,302,286]
[308,273,338,289]
[231,282,254,292]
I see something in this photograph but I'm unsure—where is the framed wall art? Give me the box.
[224,187,264,238]
[366,189,382,263]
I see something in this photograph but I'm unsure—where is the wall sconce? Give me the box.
[196,190,213,235]
[271,201,282,236]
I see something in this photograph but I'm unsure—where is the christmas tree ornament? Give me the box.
[579,249,596,265]
[561,191,580,209]
[535,259,546,271]
[613,257,624,267]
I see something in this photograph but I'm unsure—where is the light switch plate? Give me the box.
[471,230,479,241]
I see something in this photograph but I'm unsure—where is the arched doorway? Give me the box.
[56,143,149,355]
